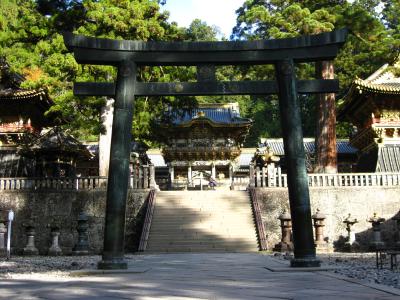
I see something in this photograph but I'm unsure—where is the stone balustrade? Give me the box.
[251,167,400,188]
[0,165,155,191]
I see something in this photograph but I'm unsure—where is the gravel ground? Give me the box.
[1,252,399,291]
[272,252,400,290]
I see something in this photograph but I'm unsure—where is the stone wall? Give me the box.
[256,186,400,251]
[0,189,150,255]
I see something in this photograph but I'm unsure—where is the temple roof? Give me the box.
[338,60,400,123]
[167,103,252,127]
[260,138,357,156]
[377,146,400,172]
[21,127,91,158]
[351,63,400,95]
[356,145,400,172]
[0,58,53,106]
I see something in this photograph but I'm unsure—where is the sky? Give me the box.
[161,0,245,38]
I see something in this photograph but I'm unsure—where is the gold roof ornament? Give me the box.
[197,111,205,118]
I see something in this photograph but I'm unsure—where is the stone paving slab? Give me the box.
[0,253,399,299]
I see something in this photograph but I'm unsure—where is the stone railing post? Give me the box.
[249,163,255,188]
[149,164,159,190]
[143,165,149,189]
[255,166,261,188]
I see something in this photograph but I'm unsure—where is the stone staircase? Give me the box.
[145,190,259,253]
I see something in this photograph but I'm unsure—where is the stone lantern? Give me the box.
[22,221,39,256]
[273,210,293,252]
[72,212,89,255]
[312,209,329,252]
[343,213,359,251]
[47,222,62,256]
[367,212,385,250]
[0,222,6,255]
[392,214,400,250]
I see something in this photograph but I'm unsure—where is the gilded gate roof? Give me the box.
[167,103,252,127]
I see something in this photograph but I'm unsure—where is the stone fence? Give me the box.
[255,186,400,251]
[0,165,156,191]
[249,165,400,188]
[0,189,151,255]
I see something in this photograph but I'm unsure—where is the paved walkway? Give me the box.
[1,253,399,299]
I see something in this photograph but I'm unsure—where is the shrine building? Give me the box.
[0,59,90,177]
[155,102,252,189]
[0,58,53,146]
[0,59,55,177]
[340,61,400,172]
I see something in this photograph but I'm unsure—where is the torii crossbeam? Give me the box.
[64,29,347,269]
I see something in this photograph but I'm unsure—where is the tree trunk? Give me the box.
[314,61,337,173]
[99,98,114,177]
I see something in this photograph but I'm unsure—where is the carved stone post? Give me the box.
[275,59,320,267]
[249,163,255,188]
[188,164,192,187]
[149,164,158,190]
[72,212,89,255]
[23,224,39,256]
[255,166,261,187]
[367,213,385,250]
[169,165,175,189]
[98,60,137,270]
[48,224,62,256]
[273,210,293,252]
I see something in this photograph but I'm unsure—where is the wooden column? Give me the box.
[98,60,136,270]
[275,59,320,267]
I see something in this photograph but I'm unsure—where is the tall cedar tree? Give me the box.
[232,0,396,166]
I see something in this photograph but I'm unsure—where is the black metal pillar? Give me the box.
[98,60,136,269]
[275,59,320,267]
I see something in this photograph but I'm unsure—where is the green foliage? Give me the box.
[232,0,397,141]
[0,0,206,143]
[185,19,219,41]
[1,0,398,147]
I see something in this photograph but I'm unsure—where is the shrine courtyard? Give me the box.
[1,252,399,299]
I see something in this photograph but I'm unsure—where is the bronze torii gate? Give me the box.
[64,29,347,269]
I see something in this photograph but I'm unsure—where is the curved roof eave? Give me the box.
[172,117,252,128]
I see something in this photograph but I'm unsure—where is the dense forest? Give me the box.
[0,0,399,146]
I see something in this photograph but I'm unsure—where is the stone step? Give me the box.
[150,216,255,222]
[147,240,258,246]
[148,230,258,236]
[147,239,258,245]
[156,201,251,204]
[145,190,258,253]
[144,248,258,253]
[149,223,256,229]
